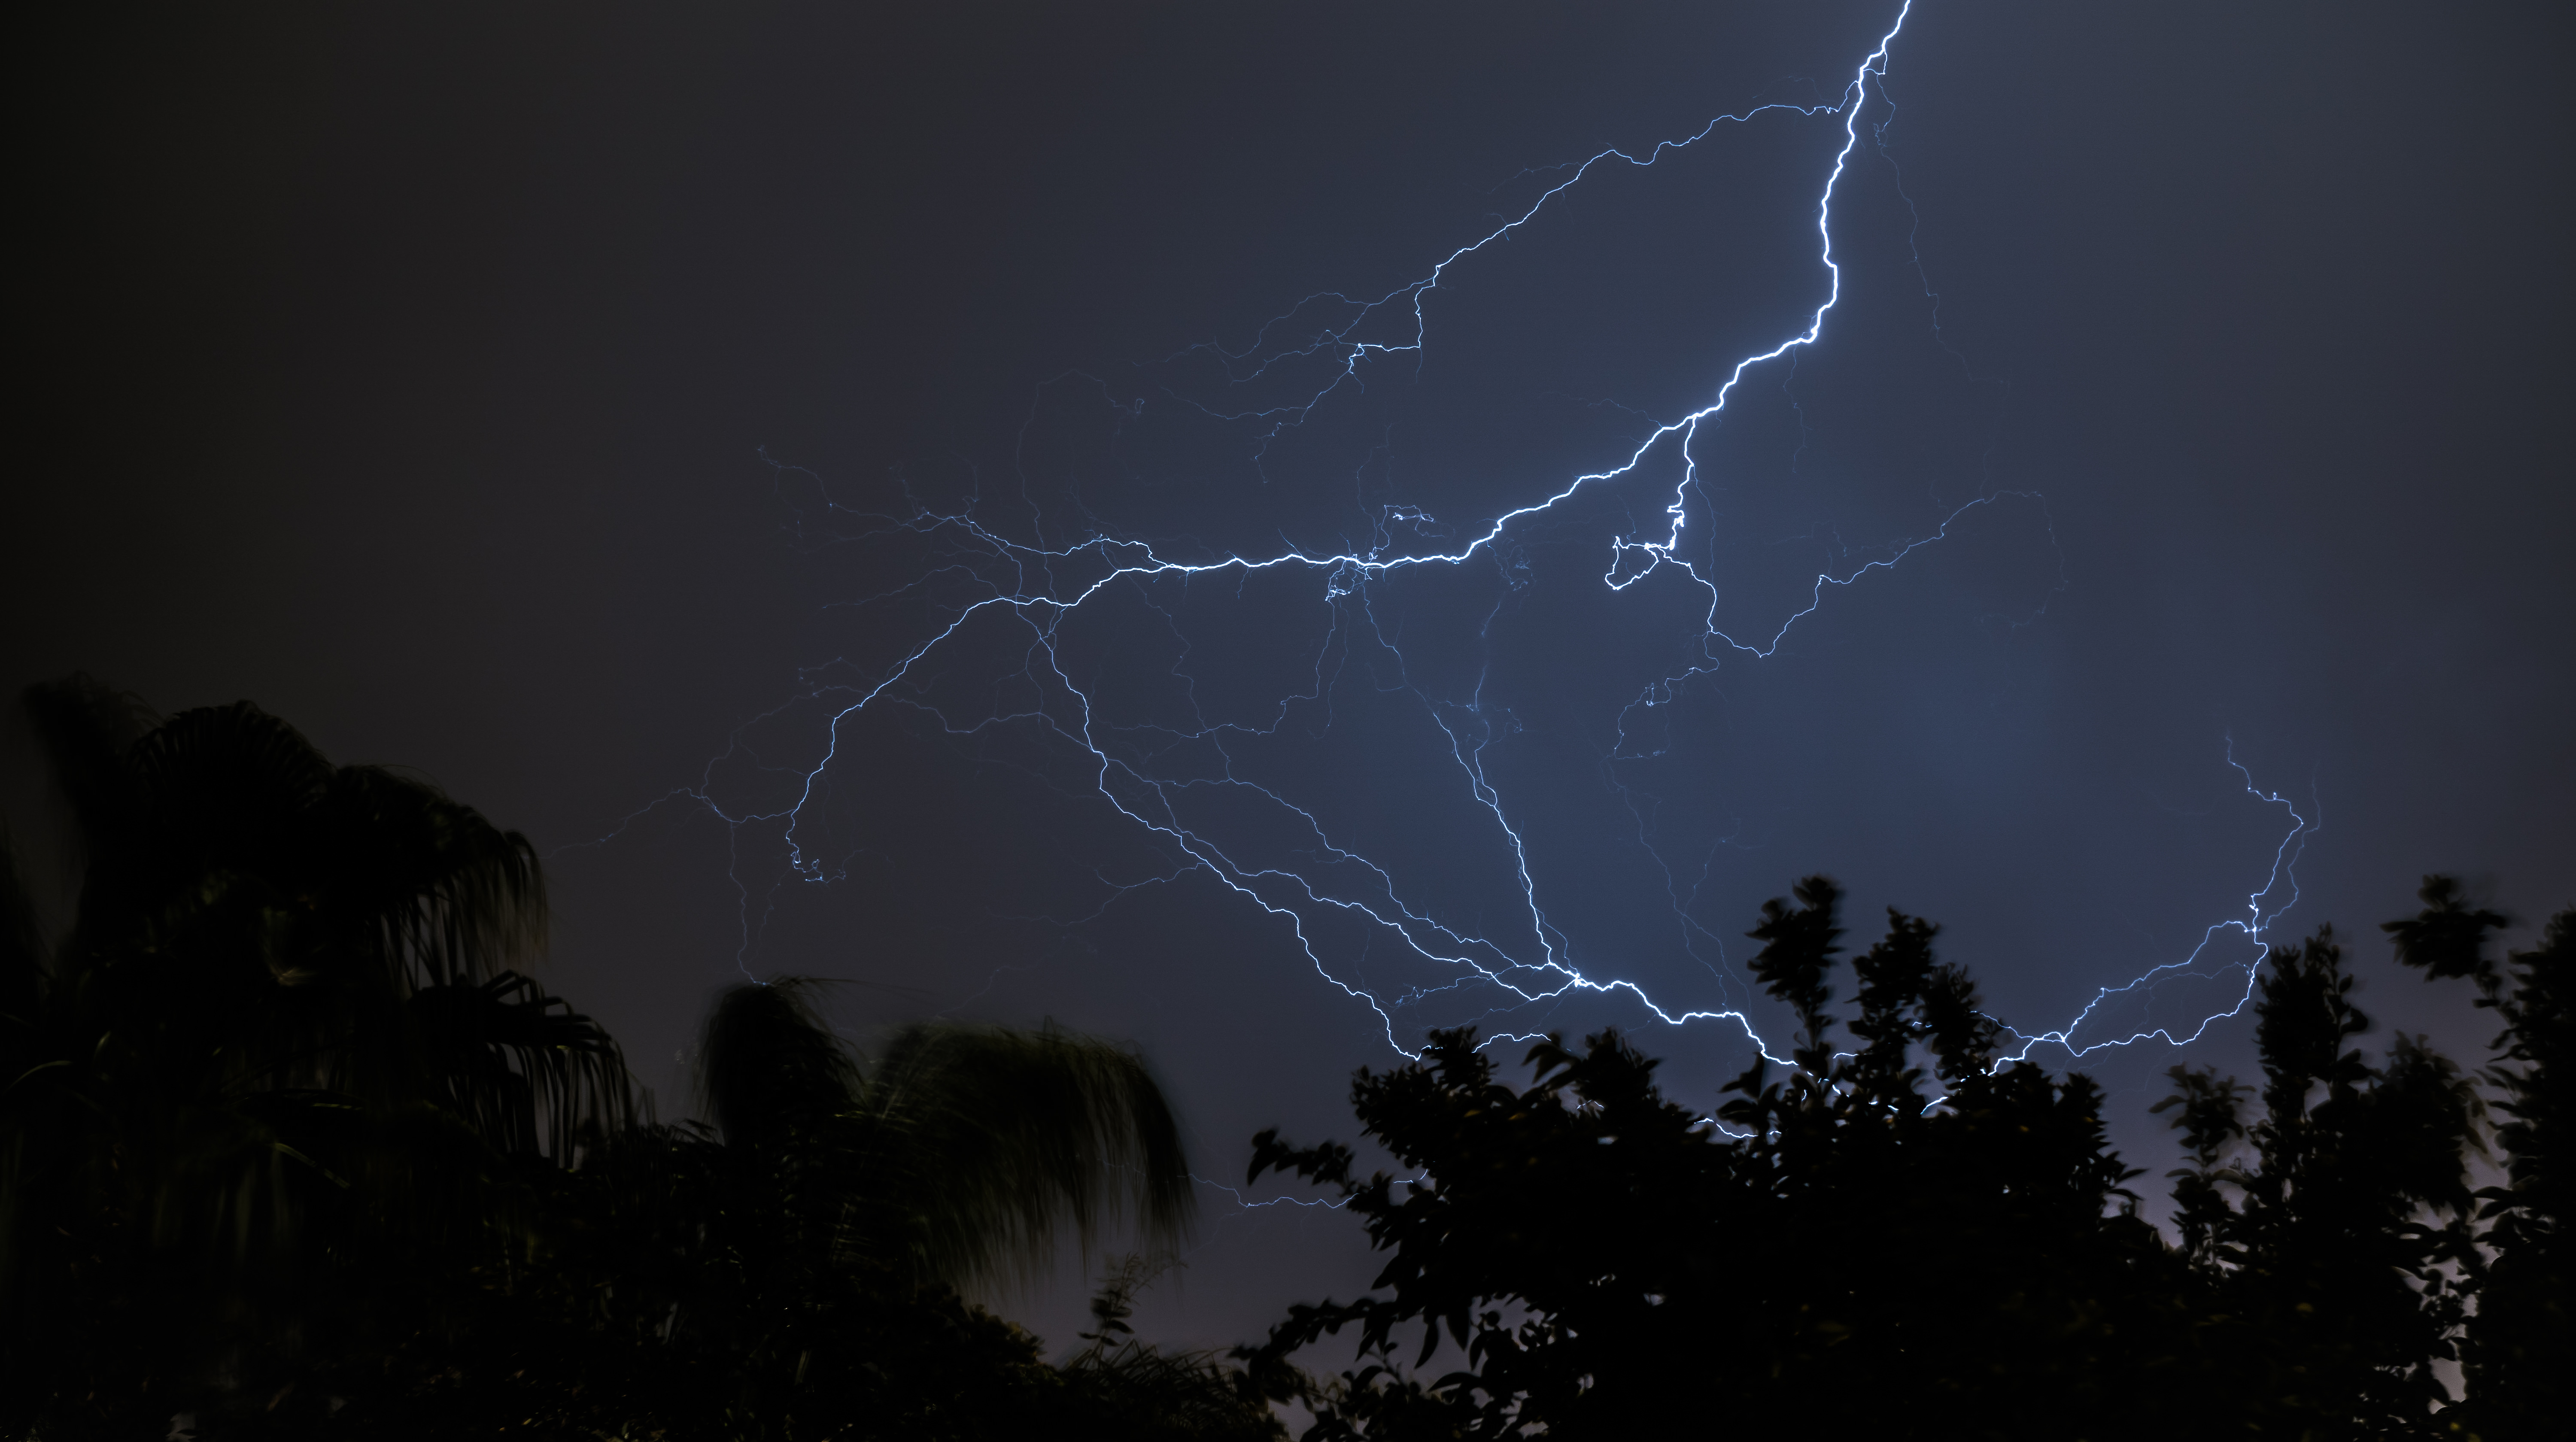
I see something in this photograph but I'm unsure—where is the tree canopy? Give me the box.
[1,680,1272,1441]
[1238,877,2569,1440]
[4,677,2564,1437]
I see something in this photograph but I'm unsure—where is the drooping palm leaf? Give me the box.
[407,971,635,1162]
[3,680,655,1434]
[320,763,547,991]
[46,695,582,1114]
[7,682,633,1389]
[694,979,1195,1289]
[857,1017,1193,1288]
[699,977,861,1151]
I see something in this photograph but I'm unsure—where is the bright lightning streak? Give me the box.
[1993,746,2312,1062]
[615,0,2309,1082]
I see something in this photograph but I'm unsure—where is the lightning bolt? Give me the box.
[609,0,2309,1081]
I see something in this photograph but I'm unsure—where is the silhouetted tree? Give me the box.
[696,977,1192,1291]
[1054,1257,1292,1442]
[15,674,2558,1437]
[1240,875,2572,1440]
[1,678,630,1435]
[2383,877,2572,1436]
[335,979,1277,1439]
[1,680,1280,1440]
[1238,880,2202,1439]
[2155,925,2485,1436]
[454,978,1225,1437]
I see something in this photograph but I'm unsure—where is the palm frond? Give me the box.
[698,979,860,1150]
[5,681,636,1428]
[323,765,547,990]
[407,971,635,1161]
[6,688,614,1270]
[118,699,332,889]
[857,1019,1193,1288]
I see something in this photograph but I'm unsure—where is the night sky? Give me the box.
[11,0,2572,1358]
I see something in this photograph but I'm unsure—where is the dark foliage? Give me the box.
[3,679,625,1434]
[2154,925,2485,1436]
[1237,883,2193,1439]
[1242,877,2571,1440]
[2384,878,2571,1436]
[8,677,2564,1437]
[0,680,1275,1441]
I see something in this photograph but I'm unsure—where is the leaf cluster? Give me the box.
[2,680,629,1433]
[1242,875,2571,1439]
[1239,880,2196,1439]
[0,679,1275,1440]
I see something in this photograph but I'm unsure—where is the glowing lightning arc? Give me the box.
[620,0,2310,1077]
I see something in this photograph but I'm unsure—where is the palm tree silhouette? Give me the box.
[2,676,632,1427]
[462,980,1214,1436]
[693,976,1191,1290]
[2,676,1209,1435]
[493,978,1209,1432]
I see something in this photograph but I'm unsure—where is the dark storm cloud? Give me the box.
[12,0,2569,1356]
